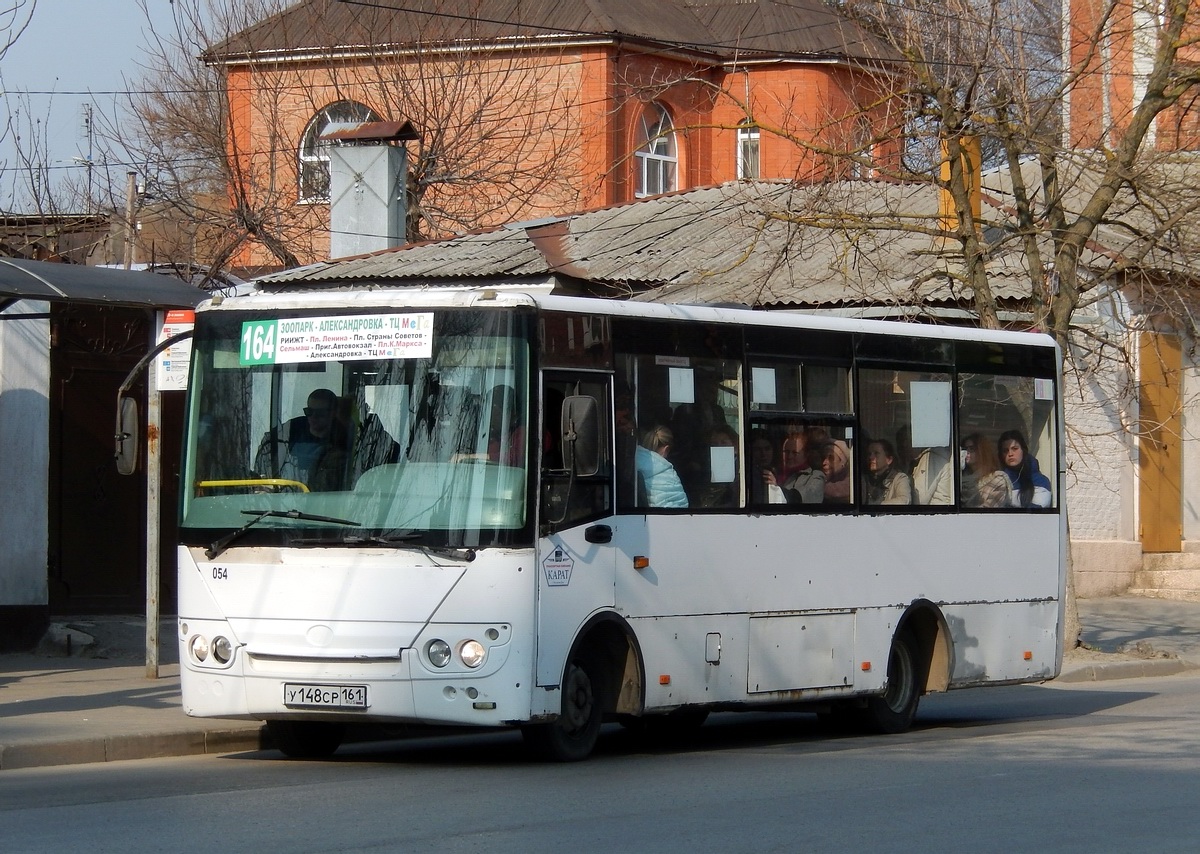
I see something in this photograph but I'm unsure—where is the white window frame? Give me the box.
[298,101,383,203]
[850,117,876,179]
[737,121,760,180]
[634,103,678,198]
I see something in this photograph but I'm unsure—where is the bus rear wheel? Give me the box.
[522,652,603,762]
[267,720,346,759]
[862,629,922,734]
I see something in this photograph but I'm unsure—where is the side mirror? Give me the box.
[115,395,139,475]
[561,395,600,476]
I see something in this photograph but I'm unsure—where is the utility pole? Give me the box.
[124,171,138,269]
[79,103,95,210]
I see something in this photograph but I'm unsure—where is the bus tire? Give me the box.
[522,651,604,762]
[862,629,922,734]
[267,720,346,759]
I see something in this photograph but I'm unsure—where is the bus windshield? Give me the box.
[180,307,532,548]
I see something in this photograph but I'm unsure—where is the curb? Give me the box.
[1055,658,1200,683]
[0,726,268,772]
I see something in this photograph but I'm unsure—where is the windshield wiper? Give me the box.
[287,531,476,563]
[205,509,360,560]
[288,532,419,546]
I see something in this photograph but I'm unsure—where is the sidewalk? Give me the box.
[3,596,1199,771]
[0,617,268,771]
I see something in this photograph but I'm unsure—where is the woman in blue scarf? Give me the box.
[998,430,1052,508]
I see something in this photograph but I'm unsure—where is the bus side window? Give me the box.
[858,369,952,508]
[958,373,1057,510]
[669,360,741,509]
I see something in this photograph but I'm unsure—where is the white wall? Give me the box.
[0,300,50,607]
[1062,323,1141,596]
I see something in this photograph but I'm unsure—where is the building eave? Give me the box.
[204,32,879,71]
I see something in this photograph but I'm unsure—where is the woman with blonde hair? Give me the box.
[636,425,689,508]
[961,433,1009,507]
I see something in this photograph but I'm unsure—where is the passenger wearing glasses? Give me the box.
[255,388,350,490]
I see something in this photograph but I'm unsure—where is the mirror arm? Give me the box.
[113,329,195,472]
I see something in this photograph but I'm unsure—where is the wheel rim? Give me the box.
[561,662,595,735]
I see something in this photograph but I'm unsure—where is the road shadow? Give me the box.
[220,681,1156,768]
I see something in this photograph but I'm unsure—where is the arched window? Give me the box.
[737,120,760,180]
[298,100,383,202]
[634,102,678,198]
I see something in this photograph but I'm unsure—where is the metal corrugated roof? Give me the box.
[0,258,206,309]
[257,164,1196,310]
[205,0,895,65]
[255,181,1025,306]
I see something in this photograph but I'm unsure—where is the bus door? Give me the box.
[535,372,618,687]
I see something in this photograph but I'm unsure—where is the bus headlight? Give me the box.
[189,634,210,662]
[426,639,452,668]
[212,636,233,664]
[459,640,487,668]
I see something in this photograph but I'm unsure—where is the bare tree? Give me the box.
[0,0,35,62]
[806,0,1200,341]
[621,0,1200,643]
[0,1,61,215]
[108,0,581,273]
[753,0,1200,644]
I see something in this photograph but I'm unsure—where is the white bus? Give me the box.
[177,287,1065,761]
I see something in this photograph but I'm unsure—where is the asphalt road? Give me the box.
[3,674,1199,854]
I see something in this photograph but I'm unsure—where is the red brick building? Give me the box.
[1067,0,1200,150]
[204,0,901,269]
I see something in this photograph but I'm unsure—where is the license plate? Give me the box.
[283,683,368,709]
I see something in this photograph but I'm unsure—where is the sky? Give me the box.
[0,0,179,211]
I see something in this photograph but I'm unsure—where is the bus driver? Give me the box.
[255,388,349,490]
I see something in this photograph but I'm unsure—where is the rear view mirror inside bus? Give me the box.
[562,395,600,476]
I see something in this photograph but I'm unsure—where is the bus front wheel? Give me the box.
[522,652,603,762]
[862,629,922,734]
[267,720,345,759]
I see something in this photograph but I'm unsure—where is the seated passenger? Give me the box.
[820,440,852,504]
[911,445,952,505]
[694,424,739,508]
[636,425,689,508]
[961,433,1009,508]
[749,429,777,504]
[336,397,400,482]
[485,384,526,466]
[764,431,825,504]
[864,439,912,505]
[998,430,1052,508]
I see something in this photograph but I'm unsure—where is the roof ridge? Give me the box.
[203,0,897,65]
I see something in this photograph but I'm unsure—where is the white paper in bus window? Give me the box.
[910,381,951,447]
[710,445,736,483]
[669,367,695,405]
[752,367,777,405]
[1034,378,1053,400]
